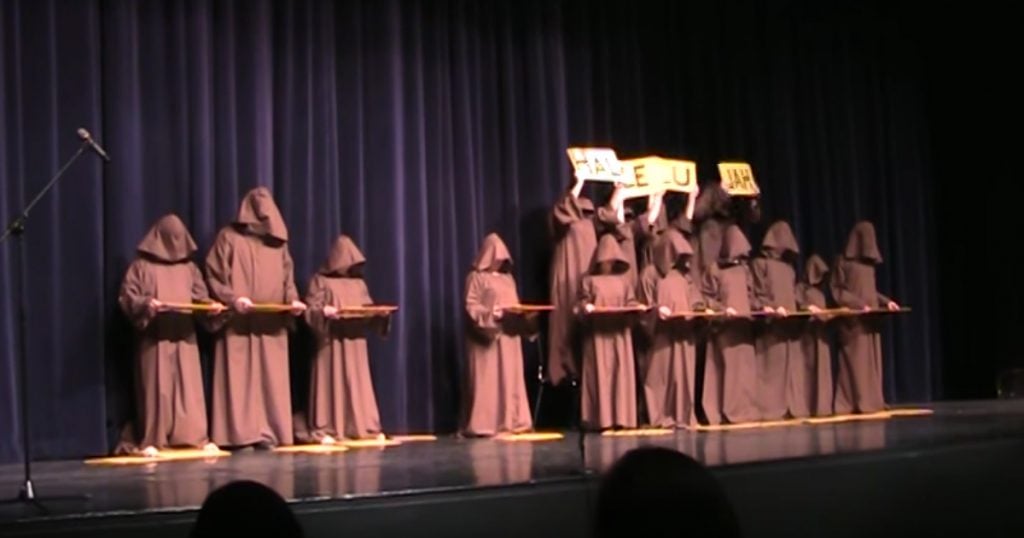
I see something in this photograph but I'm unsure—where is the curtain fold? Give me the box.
[0,0,939,463]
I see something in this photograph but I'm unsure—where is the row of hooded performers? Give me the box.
[116,186,898,455]
[544,179,901,430]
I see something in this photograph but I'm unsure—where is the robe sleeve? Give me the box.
[745,264,758,309]
[303,274,332,338]
[118,260,156,331]
[624,275,642,307]
[204,230,237,304]
[190,262,224,332]
[576,276,597,315]
[551,193,582,238]
[701,266,724,311]
[283,248,300,303]
[596,204,625,236]
[796,282,811,310]
[830,259,868,309]
[750,258,771,311]
[190,263,212,303]
[634,210,661,243]
[688,277,707,311]
[465,272,500,339]
[637,272,658,338]
[693,185,727,224]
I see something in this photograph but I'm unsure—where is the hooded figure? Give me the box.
[118,214,219,452]
[463,233,537,436]
[751,221,809,420]
[831,222,896,414]
[577,234,642,430]
[641,191,697,276]
[701,225,759,424]
[303,235,387,442]
[692,182,761,282]
[797,255,833,416]
[637,229,704,428]
[548,192,600,386]
[205,187,302,448]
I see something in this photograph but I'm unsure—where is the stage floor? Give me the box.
[2,400,1024,532]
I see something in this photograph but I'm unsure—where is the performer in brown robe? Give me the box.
[701,225,760,425]
[548,178,600,385]
[797,255,834,416]
[638,229,704,428]
[830,221,900,414]
[641,187,699,274]
[205,187,306,448]
[463,233,537,436]
[751,221,809,420]
[692,182,761,280]
[118,215,225,455]
[303,235,387,443]
[577,234,642,430]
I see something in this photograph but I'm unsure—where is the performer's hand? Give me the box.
[493,307,504,320]
[322,305,339,319]
[807,305,822,313]
[147,298,165,316]
[887,301,900,311]
[584,303,596,314]
[208,302,227,315]
[862,304,872,312]
[290,300,307,316]
[725,307,738,317]
[704,308,716,315]
[776,306,789,317]
[658,306,672,320]
[234,297,253,313]
[762,305,776,316]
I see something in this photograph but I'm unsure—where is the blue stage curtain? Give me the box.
[0,0,939,463]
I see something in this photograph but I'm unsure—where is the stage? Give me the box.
[1,400,1023,538]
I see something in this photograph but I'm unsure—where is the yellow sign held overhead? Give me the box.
[621,156,697,198]
[718,162,760,196]
[565,147,632,184]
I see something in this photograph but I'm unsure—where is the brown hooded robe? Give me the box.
[577,234,641,430]
[637,229,703,427]
[463,233,536,436]
[303,235,385,441]
[118,214,211,449]
[701,225,760,424]
[205,187,299,447]
[831,222,892,414]
[797,255,833,416]
[751,221,809,420]
[548,194,599,385]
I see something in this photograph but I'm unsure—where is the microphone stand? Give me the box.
[1,140,94,513]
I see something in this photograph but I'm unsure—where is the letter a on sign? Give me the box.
[566,147,632,184]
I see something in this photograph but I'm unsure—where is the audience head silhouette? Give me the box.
[596,447,741,538]
[191,480,304,538]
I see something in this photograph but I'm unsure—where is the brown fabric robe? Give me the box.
[637,229,703,428]
[797,255,834,416]
[641,196,695,275]
[831,222,892,414]
[701,225,760,425]
[692,183,761,280]
[118,214,211,449]
[578,234,640,430]
[303,235,385,441]
[548,194,599,385]
[205,187,299,447]
[463,233,536,436]
[751,221,809,420]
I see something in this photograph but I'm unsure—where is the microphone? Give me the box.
[77,128,111,162]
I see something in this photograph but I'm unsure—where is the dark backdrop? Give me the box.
[0,0,949,463]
